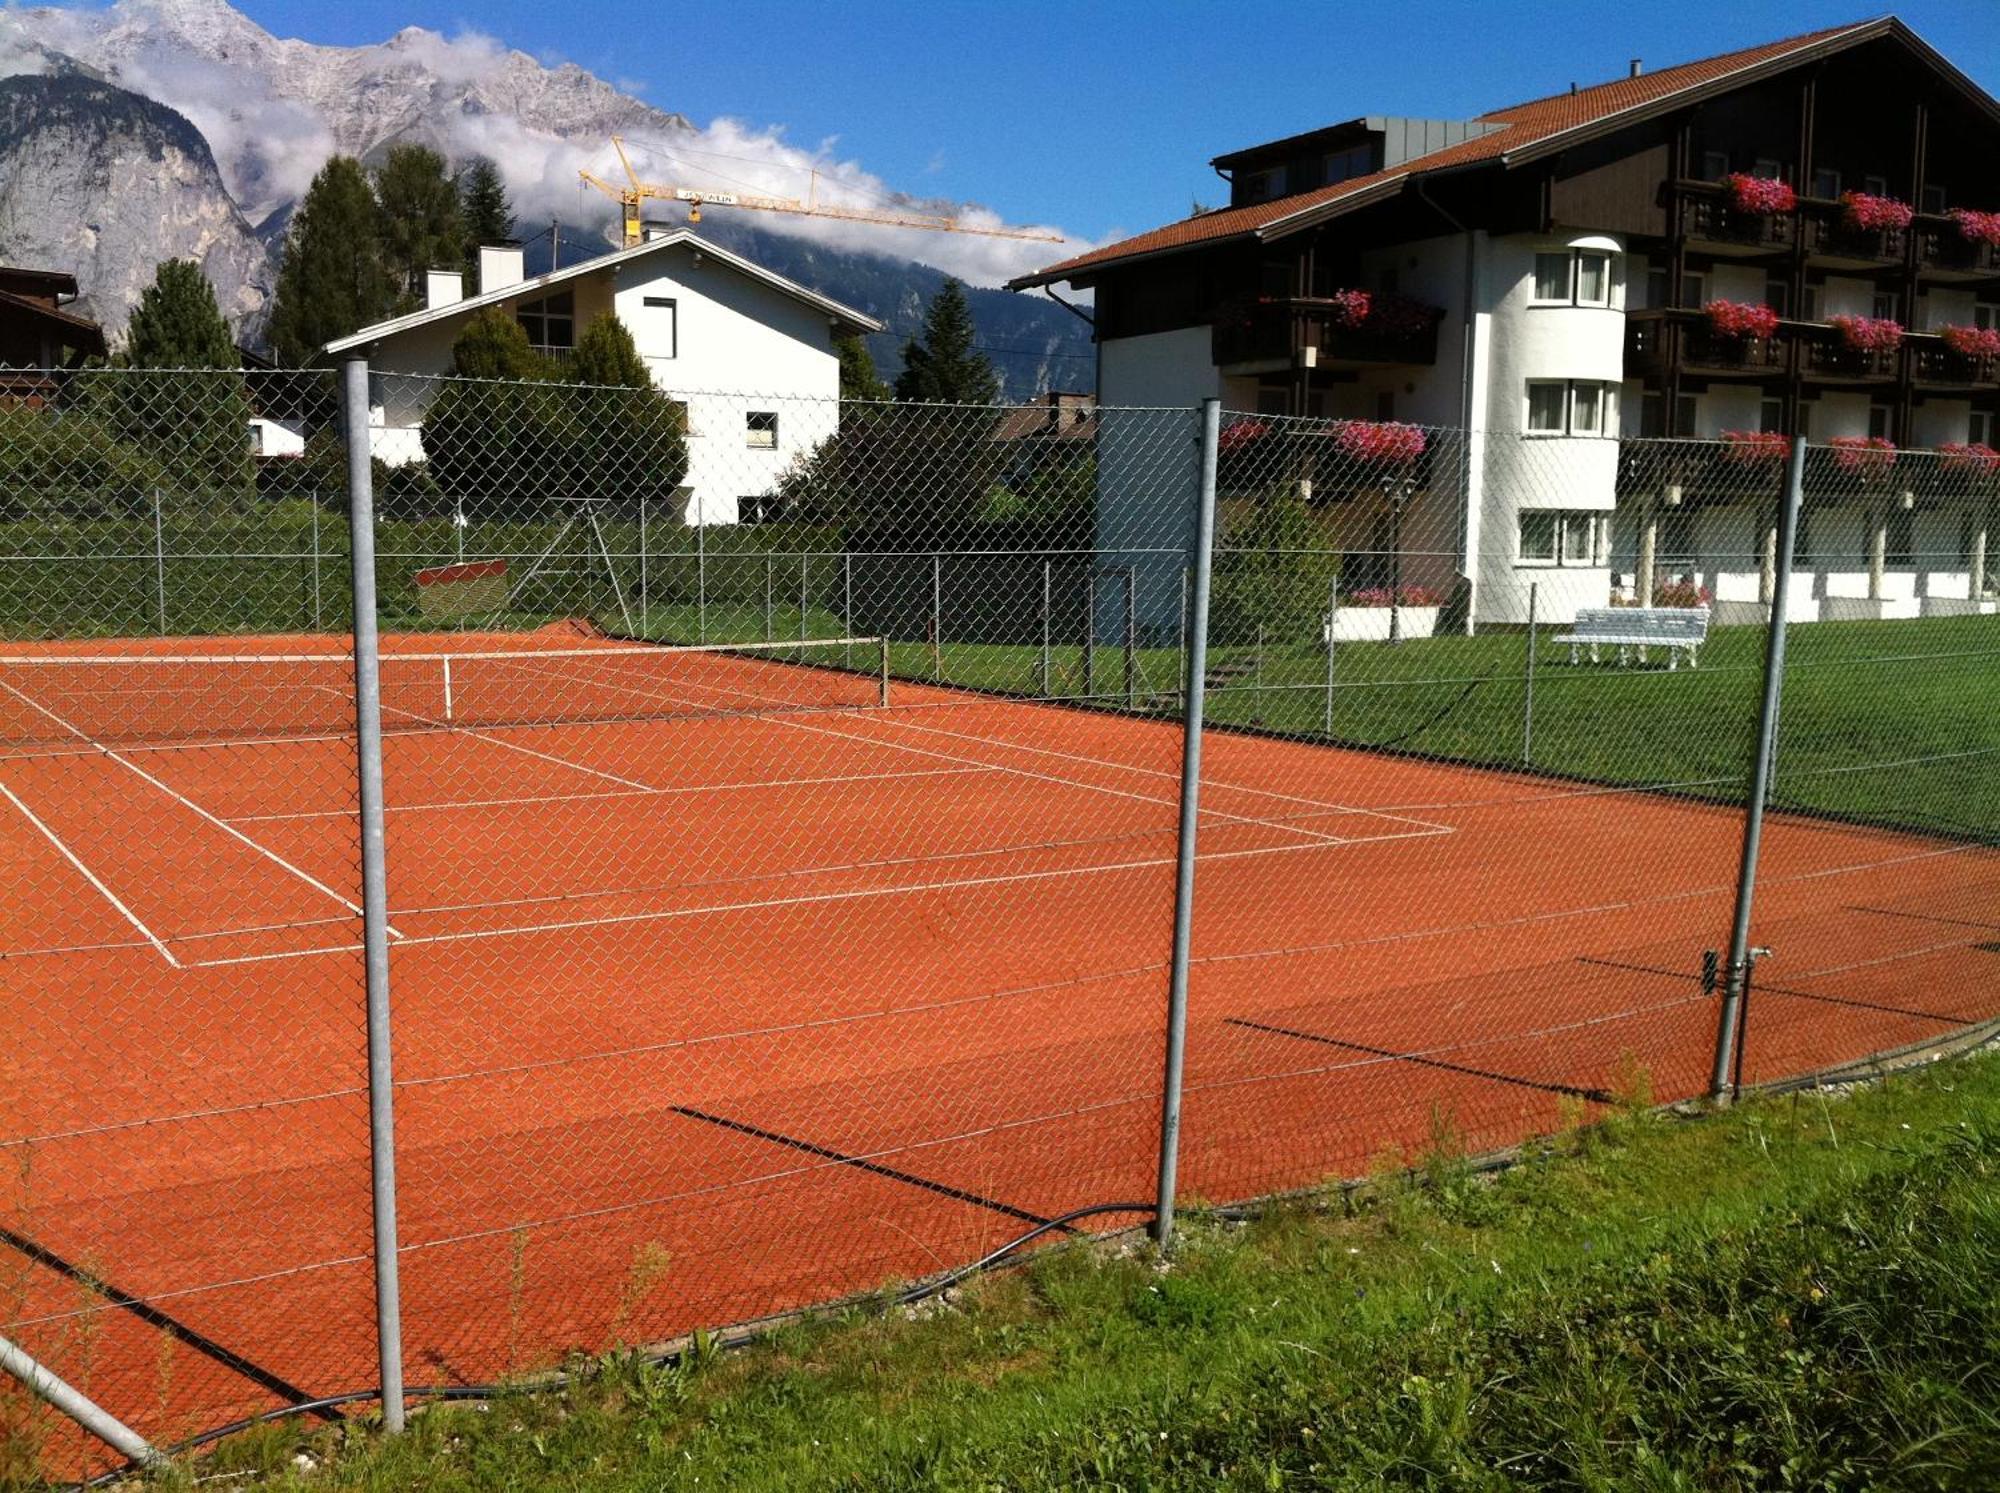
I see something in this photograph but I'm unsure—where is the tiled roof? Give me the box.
[1011,19,1893,287]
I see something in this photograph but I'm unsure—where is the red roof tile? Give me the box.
[1013,19,1890,287]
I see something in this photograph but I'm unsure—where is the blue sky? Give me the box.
[235,0,2000,245]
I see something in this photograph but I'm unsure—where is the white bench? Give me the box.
[1552,605,1709,670]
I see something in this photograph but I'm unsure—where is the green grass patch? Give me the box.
[63,1050,2000,1493]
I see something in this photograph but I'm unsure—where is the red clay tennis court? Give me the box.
[4,627,1997,1475]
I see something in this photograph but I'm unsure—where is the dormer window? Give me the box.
[1242,166,1286,203]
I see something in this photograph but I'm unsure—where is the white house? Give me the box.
[324,230,882,525]
[1010,18,2000,628]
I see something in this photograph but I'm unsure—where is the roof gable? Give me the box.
[325,229,882,356]
[1010,17,1985,289]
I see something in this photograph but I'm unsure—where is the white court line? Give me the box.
[182,822,1452,970]
[0,780,179,967]
[0,675,392,937]
[227,765,998,824]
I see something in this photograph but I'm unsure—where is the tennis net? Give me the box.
[0,636,891,751]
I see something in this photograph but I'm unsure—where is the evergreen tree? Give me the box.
[124,259,238,369]
[836,332,890,403]
[447,307,550,381]
[375,144,465,306]
[267,157,393,366]
[460,157,514,256]
[894,279,998,405]
[570,314,651,389]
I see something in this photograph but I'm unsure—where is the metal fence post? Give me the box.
[310,495,323,632]
[799,551,809,643]
[1040,558,1052,697]
[0,1333,165,1470]
[1323,575,1338,736]
[931,553,943,682]
[341,355,405,1433]
[1156,398,1221,1251]
[696,518,707,643]
[638,498,649,623]
[1523,581,1538,765]
[1123,566,1138,709]
[152,488,167,634]
[844,551,854,671]
[1710,436,1806,1102]
[764,556,774,642]
[1180,565,1190,707]
[1082,568,1096,698]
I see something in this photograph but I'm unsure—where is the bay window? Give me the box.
[1519,510,1611,567]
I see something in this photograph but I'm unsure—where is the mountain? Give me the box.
[0,72,270,335]
[0,0,1093,394]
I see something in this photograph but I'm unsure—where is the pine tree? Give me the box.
[447,307,548,381]
[376,144,465,305]
[893,279,998,405]
[124,259,238,369]
[836,333,889,402]
[570,314,651,389]
[266,157,393,366]
[460,157,514,256]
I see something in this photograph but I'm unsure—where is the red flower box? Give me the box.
[1828,435,1897,474]
[1333,420,1427,465]
[1651,579,1714,608]
[1342,585,1445,608]
[1328,289,1373,329]
[1704,299,1780,339]
[1319,289,1443,339]
[1827,315,1904,354]
[1840,191,1914,232]
[1939,441,2000,476]
[1721,429,1789,464]
[1721,173,1797,215]
[1939,324,2000,359]
[1948,208,2000,247]
[1217,418,1270,453]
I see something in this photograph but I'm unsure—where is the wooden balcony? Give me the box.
[1908,336,2000,390]
[1913,218,2000,281]
[1626,309,1789,380]
[1796,327,1901,384]
[1798,198,1908,269]
[1672,181,1797,256]
[1213,297,1440,372]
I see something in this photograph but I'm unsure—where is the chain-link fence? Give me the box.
[2,367,1996,1480]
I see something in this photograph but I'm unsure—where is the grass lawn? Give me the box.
[65,1047,2000,1492]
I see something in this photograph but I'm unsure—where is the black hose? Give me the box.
[1355,676,1485,750]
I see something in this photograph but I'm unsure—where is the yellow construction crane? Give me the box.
[579,136,1064,248]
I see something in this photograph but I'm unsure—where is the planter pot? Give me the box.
[1325,605,1439,643]
[1919,596,1998,618]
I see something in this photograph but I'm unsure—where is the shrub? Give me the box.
[1212,486,1339,641]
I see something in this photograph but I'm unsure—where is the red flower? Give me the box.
[1722,173,1797,215]
[1947,208,2000,247]
[1938,324,2000,360]
[1217,418,1269,452]
[1704,299,1780,339]
[1828,435,1897,474]
[1827,315,1905,354]
[1840,191,1914,232]
[1939,441,2000,476]
[1333,420,1427,465]
[1328,289,1372,329]
[1324,289,1443,338]
[1651,579,1714,608]
[1720,430,1789,464]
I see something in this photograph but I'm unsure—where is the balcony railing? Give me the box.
[1914,218,2000,278]
[1797,198,1908,267]
[1908,336,2000,389]
[1626,309,1790,378]
[1212,297,1440,370]
[1796,328,1901,382]
[1673,181,1798,254]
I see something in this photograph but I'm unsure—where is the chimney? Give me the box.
[424,268,464,311]
[1629,58,1644,78]
[641,221,675,243]
[478,242,525,296]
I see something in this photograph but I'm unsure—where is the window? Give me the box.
[1242,166,1285,203]
[1800,284,1823,322]
[1868,405,1893,441]
[1702,150,1731,180]
[1374,389,1396,421]
[1764,276,1790,317]
[1760,398,1786,434]
[1753,157,1787,182]
[1645,265,1668,309]
[1681,271,1707,308]
[1810,167,1842,200]
[1638,392,1695,438]
[1862,174,1890,198]
[1576,252,1611,306]
[1532,252,1573,302]
[1321,143,1374,187]
[1922,183,1948,214]
[1872,290,1900,322]
[1532,248,1617,307]
[1527,381,1569,433]
[1674,393,1697,436]
[1972,410,1996,446]
[1519,510,1608,566]
[1975,302,2000,332]
[1527,380,1615,436]
[642,295,678,359]
[1797,400,1817,438]
[516,289,575,350]
[746,410,778,449]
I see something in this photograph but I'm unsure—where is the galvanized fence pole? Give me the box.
[696,518,707,642]
[1180,565,1190,708]
[1323,575,1338,736]
[844,551,854,671]
[0,1333,165,1470]
[152,488,167,634]
[1082,568,1096,698]
[341,356,406,1432]
[1039,558,1052,697]
[1123,566,1138,708]
[1155,398,1221,1251]
[799,551,809,643]
[311,495,323,631]
[764,557,774,643]
[638,498,649,623]
[931,553,943,682]
[1523,581,1538,765]
[1710,436,1806,1102]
